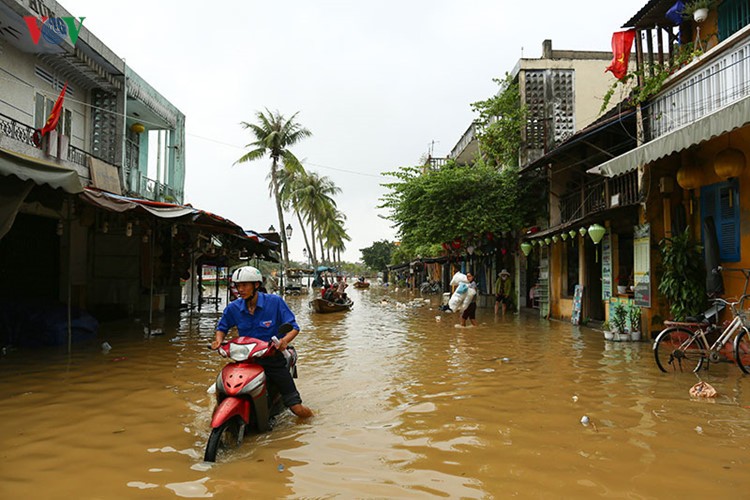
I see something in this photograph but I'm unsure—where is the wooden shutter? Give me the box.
[701,181,740,262]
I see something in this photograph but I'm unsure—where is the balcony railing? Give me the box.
[134,174,184,204]
[649,26,750,138]
[0,112,38,147]
[559,170,639,225]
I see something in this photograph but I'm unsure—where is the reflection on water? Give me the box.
[2,287,750,498]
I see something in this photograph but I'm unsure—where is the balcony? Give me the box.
[649,25,750,139]
[448,123,479,165]
[0,112,182,203]
[559,169,639,225]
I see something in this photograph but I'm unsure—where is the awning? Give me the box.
[79,188,279,260]
[80,189,194,218]
[589,95,750,177]
[0,147,83,194]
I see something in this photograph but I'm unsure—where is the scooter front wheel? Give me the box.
[204,417,243,462]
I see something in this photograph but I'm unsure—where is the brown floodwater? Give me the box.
[2,287,750,499]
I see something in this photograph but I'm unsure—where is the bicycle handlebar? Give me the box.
[712,294,750,311]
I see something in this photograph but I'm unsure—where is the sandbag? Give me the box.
[450,272,468,287]
[447,288,466,312]
[457,285,477,313]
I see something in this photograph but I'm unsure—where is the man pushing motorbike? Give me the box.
[211,266,313,419]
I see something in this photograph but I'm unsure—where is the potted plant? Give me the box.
[657,228,707,321]
[628,304,642,341]
[611,303,629,341]
[682,0,715,23]
[601,320,614,341]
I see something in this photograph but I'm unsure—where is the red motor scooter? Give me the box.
[204,324,297,462]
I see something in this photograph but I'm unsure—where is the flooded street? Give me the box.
[2,287,750,498]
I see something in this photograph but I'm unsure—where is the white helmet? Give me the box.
[232,266,262,283]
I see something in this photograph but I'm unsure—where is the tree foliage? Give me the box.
[380,161,527,252]
[360,240,396,272]
[470,73,526,168]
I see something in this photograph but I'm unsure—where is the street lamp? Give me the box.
[285,224,293,240]
[268,225,276,233]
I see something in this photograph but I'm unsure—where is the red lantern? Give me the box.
[501,248,507,256]
[451,239,461,250]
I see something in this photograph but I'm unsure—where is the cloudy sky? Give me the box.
[63,0,644,262]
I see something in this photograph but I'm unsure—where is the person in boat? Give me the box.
[211,266,313,419]
[334,276,348,303]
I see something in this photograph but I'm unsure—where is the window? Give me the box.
[34,92,71,136]
[701,181,741,262]
[719,0,750,41]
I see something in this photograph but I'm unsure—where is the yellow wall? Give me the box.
[646,126,750,332]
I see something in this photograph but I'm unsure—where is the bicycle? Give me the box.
[653,267,750,374]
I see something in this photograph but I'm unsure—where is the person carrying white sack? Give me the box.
[444,271,469,312]
[460,271,478,327]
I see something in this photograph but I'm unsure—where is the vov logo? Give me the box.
[23,16,85,46]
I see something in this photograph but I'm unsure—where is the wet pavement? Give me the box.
[2,286,750,498]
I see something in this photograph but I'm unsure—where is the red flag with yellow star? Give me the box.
[605,30,635,81]
[40,82,68,137]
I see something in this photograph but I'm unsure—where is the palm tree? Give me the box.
[278,167,314,266]
[294,172,340,265]
[235,109,311,266]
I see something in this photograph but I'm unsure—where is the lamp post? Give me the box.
[281,225,292,295]
[267,225,282,293]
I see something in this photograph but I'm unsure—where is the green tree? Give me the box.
[470,73,526,168]
[380,161,528,251]
[235,109,311,266]
[360,240,396,271]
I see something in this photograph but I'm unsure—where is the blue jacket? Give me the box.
[216,293,299,342]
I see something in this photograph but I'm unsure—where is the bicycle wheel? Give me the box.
[653,327,706,373]
[733,327,750,375]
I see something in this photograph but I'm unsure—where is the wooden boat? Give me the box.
[309,297,354,313]
[353,281,370,289]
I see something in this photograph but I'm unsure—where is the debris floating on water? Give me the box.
[690,381,717,398]
[572,395,578,402]
[580,415,590,426]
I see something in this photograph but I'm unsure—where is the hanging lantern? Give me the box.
[130,122,146,134]
[579,227,587,237]
[561,232,568,241]
[714,147,746,179]
[544,237,552,245]
[126,222,133,237]
[552,235,559,243]
[521,242,532,256]
[569,229,577,240]
[714,146,745,207]
[588,224,606,245]
[588,223,606,263]
[677,155,703,214]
